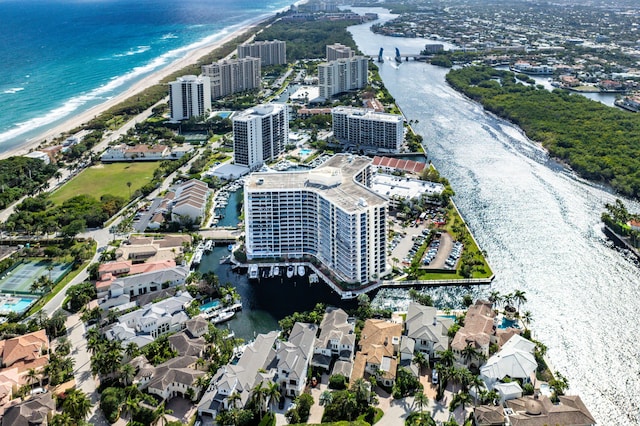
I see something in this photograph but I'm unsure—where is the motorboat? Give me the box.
[249,265,259,280]
[210,310,235,324]
[297,265,305,276]
[286,265,294,278]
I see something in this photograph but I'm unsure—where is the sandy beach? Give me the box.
[0,19,264,161]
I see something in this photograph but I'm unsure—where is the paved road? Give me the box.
[66,313,110,425]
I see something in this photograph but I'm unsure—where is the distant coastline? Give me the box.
[0,2,302,161]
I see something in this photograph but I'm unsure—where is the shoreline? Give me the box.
[0,13,277,161]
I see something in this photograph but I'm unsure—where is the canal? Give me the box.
[348,7,640,424]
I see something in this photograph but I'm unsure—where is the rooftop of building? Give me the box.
[370,173,445,199]
[332,106,403,123]
[245,154,387,212]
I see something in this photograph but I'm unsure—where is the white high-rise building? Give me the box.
[202,58,261,100]
[318,56,369,99]
[169,75,212,121]
[326,43,354,61]
[237,40,287,66]
[332,107,404,152]
[233,104,288,171]
[244,155,390,285]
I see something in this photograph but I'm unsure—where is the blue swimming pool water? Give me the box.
[299,149,312,156]
[216,111,232,119]
[0,298,35,314]
[498,317,519,329]
[438,314,457,321]
[200,299,221,311]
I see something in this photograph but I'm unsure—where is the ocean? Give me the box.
[0,0,291,153]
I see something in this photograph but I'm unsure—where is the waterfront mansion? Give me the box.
[244,154,390,285]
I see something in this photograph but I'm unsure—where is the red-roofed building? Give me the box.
[372,155,427,175]
[96,259,177,298]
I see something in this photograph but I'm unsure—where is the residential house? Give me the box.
[170,180,210,226]
[101,144,171,162]
[311,307,355,376]
[451,300,495,366]
[96,259,176,299]
[115,234,192,262]
[473,405,506,426]
[351,319,402,387]
[505,394,596,426]
[1,392,55,426]
[145,356,206,402]
[198,331,279,420]
[168,317,208,357]
[104,291,193,347]
[0,330,49,399]
[404,302,453,361]
[480,334,537,390]
[277,323,317,397]
[99,266,188,310]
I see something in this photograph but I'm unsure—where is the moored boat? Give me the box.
[210,310,235,324]
[286,265,294,278]
[249,265,259,280]
[297,265,305,276]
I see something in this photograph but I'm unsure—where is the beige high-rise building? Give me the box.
[202,57,261,100]
[318,56,369,99]
[244,154,390,285]
[331,107,404,153]
[326,43,355,61]
[237,40,287,66]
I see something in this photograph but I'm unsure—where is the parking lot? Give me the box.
[388,217,463,270]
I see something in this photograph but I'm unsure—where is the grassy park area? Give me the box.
[50,162,158,204]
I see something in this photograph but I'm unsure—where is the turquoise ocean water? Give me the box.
[0,0,291,153]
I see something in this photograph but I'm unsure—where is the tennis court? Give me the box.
[0,260,73,295]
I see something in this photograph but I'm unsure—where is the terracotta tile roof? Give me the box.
[1,330,48,369]
[451,300,495,352]
[372,156,426,174]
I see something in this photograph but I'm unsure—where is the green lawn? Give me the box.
[50,162,158,204]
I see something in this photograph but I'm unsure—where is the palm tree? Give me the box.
[195,375,210,392]
[227,391,242,410]
[413,351,428,375]
[62,388,92,423]
[152,401,173,426]
[119,363,136,387]
[50,412,74,426]
[264,381,281,413]
[437,349,455,368]
[56,337,72,356]
[122,395,140,421]
[342,392,358,421]
[251,381,268,419]
[522,311,533,330]
[125,342,140,359]
[461,343,482,367]
[413,391,429,413]
[513,290,527,315]
[469,375,484,406]
[350,377,370,406]
[488,290,501,308]
[449,391,473,413]
[26,368,40,389]
[319,390,333,407]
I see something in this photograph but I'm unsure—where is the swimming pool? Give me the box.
[200,299,221,311]
[216,111,232,119]
[498,317,519,329]
[299,149,313,156]
[0,297,36,314]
